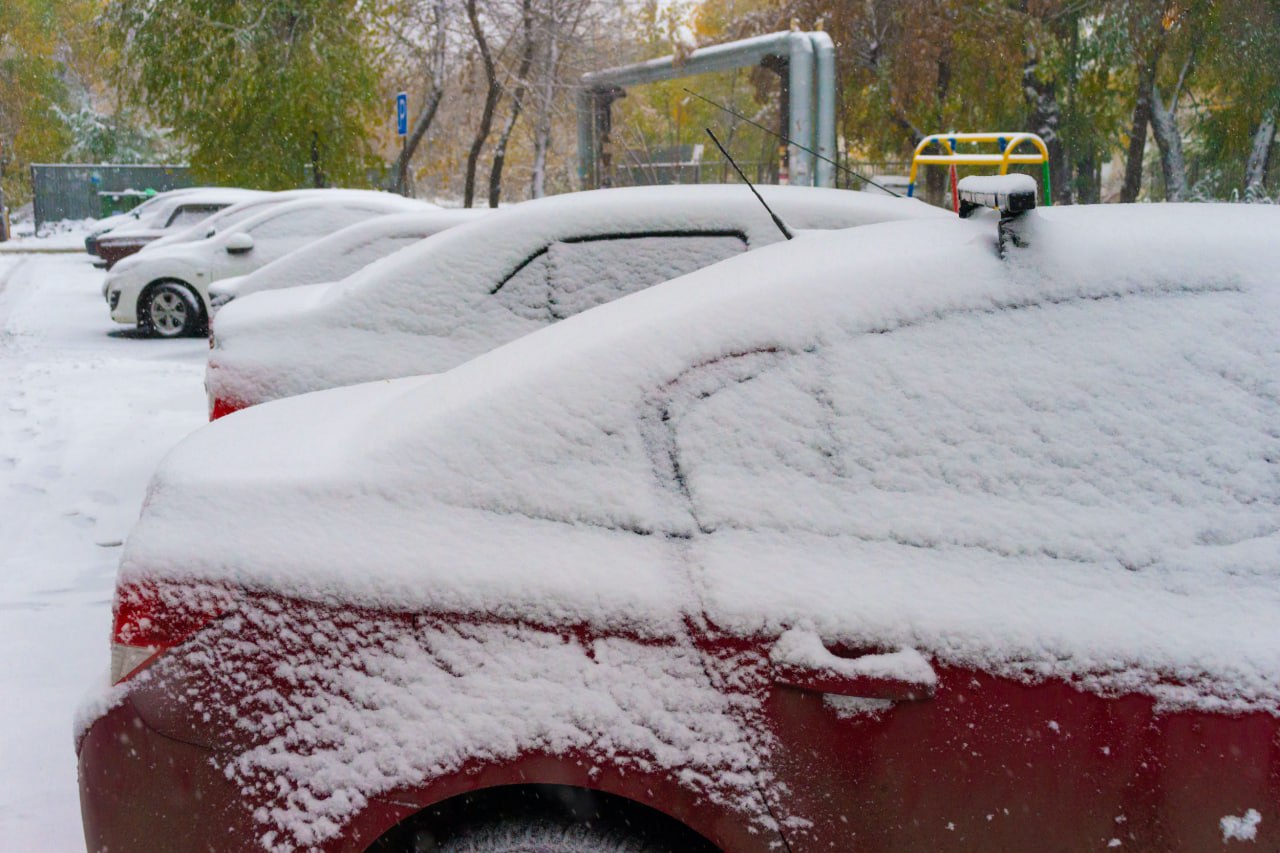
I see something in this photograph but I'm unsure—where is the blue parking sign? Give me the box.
[396,92,408,136]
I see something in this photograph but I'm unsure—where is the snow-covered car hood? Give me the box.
[110,239,209,275]
[132,204,1280,711]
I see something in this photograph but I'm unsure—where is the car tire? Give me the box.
[139,282,202,338]
[437,817,666,852]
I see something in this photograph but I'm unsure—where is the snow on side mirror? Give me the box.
[225,232,254,255]
[957,173,1037,258]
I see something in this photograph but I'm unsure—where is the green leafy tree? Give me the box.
[1188,0,1280,199]
[0,0,85,206]
[105,0,387,188]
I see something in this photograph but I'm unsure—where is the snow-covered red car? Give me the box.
[79,202,1280,851]
[206,208,486,314]
[205,184,945,418]
[103,192,432,338]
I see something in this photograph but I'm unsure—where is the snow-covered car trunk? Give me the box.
[82,204,1280,851]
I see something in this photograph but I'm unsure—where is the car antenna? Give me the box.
[686,88,904,198]
[704,127,794,241]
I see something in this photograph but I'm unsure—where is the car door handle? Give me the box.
[770,628,936,701]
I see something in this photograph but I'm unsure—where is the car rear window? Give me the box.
[494,232,748,322]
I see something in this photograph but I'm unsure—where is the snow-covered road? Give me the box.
[0,251,208,849]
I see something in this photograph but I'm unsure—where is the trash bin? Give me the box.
[97,188,155,219]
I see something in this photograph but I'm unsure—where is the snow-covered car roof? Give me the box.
[208,208,486,305]
[131,202,1280,714]
[207,185,946,407]
[146,189,437,250]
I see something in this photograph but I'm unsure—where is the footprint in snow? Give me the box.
[63,510,96,528]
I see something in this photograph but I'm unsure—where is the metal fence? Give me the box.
[30,164,193,230]
[610,151,913,195]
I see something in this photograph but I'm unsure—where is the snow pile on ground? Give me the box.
[3,217,97,249]
[206,185,944,409]
[0,253,208,849]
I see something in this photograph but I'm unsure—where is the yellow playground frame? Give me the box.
[907,132,1052,210]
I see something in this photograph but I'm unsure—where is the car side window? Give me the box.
[546,233,747,320]
[492,252,551,321]
[658,350,837,532]
[165,204,222,229]
[249,206,376,240]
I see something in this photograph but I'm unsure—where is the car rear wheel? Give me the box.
[140,282,201,338]
[438,817,666,852]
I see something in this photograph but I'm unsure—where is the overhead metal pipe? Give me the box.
[808,31,837,188]
[577,30,833,188]
[785,33,814,187]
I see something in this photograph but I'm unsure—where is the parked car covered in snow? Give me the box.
[103,192,432,337]
[84,189,196,255]
[206,208,486,313]
[141,188,433,254]
[91,187,266,269]
[205,184,945,417]
[79,202,1280,851]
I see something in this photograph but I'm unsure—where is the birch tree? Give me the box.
[463,0,502,206]
[487,0,536,206]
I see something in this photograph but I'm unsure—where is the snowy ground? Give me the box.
[0,246,208,848]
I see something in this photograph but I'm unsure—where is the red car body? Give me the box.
[78,587,1279,851]
[95,234,157,269]
[80,204,1280,851]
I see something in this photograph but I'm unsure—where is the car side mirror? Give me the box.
[225,232,254,255]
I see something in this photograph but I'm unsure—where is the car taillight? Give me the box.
[209,396,245,421]
[110,580,232,684]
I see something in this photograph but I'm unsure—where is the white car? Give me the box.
[104,193,431,337]
[92,187,265,268]
[207,185,945,417]
[207,208,486,313]
[142,188,434,252]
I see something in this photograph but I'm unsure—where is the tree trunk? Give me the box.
[1023,51,1068,205]
[1120,43,1161,203]
[391,0,449,198]
[488,0,535,208]
[1074,148,1099,204]
[1150,85,1187,201]
[1244,108,1276,198]
[530,31,560,199]
[310,131,326,188]
[463,0,501,208]
[391,86,443,196]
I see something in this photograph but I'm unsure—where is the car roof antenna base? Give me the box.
[956,177,1036,259]
[705,127,794,241]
